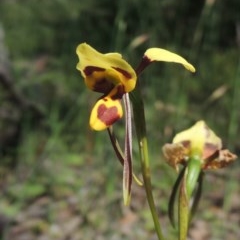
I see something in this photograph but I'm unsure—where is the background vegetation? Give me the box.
[0,0,239,239]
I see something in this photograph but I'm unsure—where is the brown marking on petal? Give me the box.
[203,142,220,160]
[181,140,191,149]
[93,78,114,93]
[203,149,219,165]
[97,104,120,126]
[219,149,237,164]
[112,67,132,79]
[84,66,105,76]
[162,143,187,171]
[204,149,237,170]
[111,85,125,100]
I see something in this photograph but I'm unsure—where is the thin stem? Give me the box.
[130,89,165,240]
[178,155,202,240]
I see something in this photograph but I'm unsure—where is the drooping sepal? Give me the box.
[122,93,133,205]
[107,127,143,186]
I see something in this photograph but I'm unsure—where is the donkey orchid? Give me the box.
[76,43,137,131]
[76,41,238,240]
[76,42,195,205]
[76,43,195,131]
[162,120,237,171]
[162,121,237,239]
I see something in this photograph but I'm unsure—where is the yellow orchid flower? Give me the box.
[162,120,237,171]
[76,43,137,131]
[164,121,237,239]
[76,43,195,131]
[76,42,197,210]
[173,120,222,159]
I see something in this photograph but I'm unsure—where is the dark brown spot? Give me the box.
[93,78,114,93]
[97,104,120,126]
[181,140,190,149]
[84,66,105,76]
[111,85,125,100]
[112,67,132,79]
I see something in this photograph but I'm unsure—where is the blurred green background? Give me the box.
[0,0,239,239]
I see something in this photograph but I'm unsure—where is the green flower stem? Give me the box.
[179,155,202,240]
[186,155,202,197]
[178,177,189,240]
[130,89,165,240]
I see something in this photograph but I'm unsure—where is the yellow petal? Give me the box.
[144,48,196,72]
[90,96,123,131]
[76,43,137,93]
